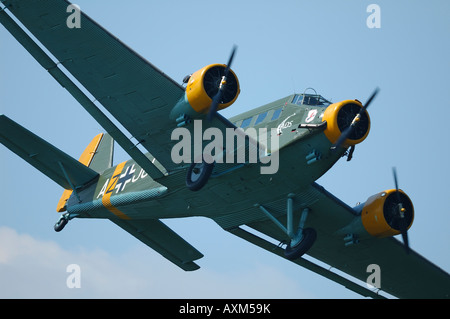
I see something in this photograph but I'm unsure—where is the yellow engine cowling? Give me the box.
[170,64,240,121]
[360,189,414,238]
[186,64,240,113]
[322,100,371,147]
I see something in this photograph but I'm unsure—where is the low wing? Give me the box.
[228,227,386,299]
[3,0,184,174]
[226,183,450,299]
[110,218,203,271]
[0,114,98,190]
[2,0,267,181]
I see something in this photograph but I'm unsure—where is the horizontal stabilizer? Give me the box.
[110,218,203,271]
[0,114,99,190]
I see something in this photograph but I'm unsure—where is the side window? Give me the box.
[254,111,268,125]
[240,117,253,128]
[271,108,283,121]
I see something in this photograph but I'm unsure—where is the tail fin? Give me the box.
[89,133,114,173]
[56,133,114,212]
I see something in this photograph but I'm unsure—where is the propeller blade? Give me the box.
[331,87,379,150]
[399,218,410,254]
[224,45,237,74]
[207,46,238,122]
[360,87,380,113]
[331,125,354,151]
[393,167,402,203]
[393,167,399,190]
[207,92,222,122]
[392,167,411,254]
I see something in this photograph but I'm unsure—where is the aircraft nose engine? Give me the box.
[322,100,371,148]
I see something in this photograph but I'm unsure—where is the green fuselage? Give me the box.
[67,93,346,226]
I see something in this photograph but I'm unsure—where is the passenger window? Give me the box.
[240,117,253,128]
[271,108,282,121]
[254,112,268,125]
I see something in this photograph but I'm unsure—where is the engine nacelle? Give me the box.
[339,189,414,240]
[322,100,370,147]
[360,189,414,238]
[170,64,240,121]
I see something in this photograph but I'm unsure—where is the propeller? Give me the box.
[392,167,410,254]
[331,87,380,150]
[207,45,238,122]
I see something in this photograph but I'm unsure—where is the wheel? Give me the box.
[185,160,214,191]
[54,217,68,232]
[284,228,317,260]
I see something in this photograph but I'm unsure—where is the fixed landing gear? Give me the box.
[257,196,316,260]
[284,228,317,260]
[186,160,214,191]
[54,213,71,232]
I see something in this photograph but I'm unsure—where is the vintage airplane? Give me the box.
[1,0,449,299]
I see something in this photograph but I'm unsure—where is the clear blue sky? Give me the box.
[1,0,449,298]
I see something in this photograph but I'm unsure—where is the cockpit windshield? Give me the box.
[291,94,331,107]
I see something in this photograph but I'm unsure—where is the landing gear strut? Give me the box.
[257,195,317,260]
[284,205,317,260]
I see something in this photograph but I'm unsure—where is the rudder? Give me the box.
[56,133,114,212]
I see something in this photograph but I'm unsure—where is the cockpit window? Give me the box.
[292,94,331,107]
[292,94,304,105]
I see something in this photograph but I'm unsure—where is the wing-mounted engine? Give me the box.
[340,189,414,242]
[170,63,240,122]
[169,47,240,192]
[186,64,240,113]
[358,189,414,238]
